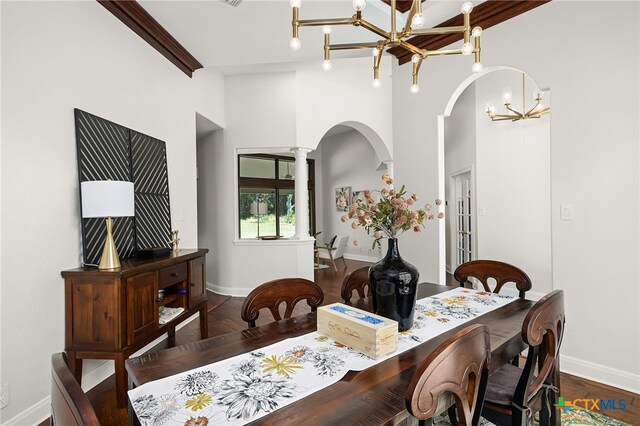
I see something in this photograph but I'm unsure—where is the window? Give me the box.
[238,154,315,239]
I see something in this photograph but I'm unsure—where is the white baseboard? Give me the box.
[560,354,640,394]
[0,313,201,426]
[343,253,377,263]
[1,396,50,426]
[207,282,251,297]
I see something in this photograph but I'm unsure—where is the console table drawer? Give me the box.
[159,263,187,288]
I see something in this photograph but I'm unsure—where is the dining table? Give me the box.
[126,283,540,425]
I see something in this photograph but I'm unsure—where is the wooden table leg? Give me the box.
[115,353,128,409]
[128,377,140,426]
[199,302,209,339]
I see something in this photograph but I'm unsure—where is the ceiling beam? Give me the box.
[97,0,203,77]
[389,0,550,65]
[381,0,425,13]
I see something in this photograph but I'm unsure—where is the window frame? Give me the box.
[237,153,315,239]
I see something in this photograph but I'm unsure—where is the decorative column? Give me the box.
[292,147,313,239]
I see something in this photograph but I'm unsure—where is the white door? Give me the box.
[454,171,474,268]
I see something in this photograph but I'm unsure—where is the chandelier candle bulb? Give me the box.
[290,0,300,8]
[322,59,332,71]
[461,2,474,14]
[411,13,424,29]
[373,78,381,88]
[353,0,366,12]
[410,84,420,94]
[289,37,301,51]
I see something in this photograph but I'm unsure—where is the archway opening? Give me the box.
[312,122,391,264]
[438,67,552,294]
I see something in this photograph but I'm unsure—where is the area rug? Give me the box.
[431,408,630,425]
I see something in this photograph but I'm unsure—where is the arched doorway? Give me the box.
[312,121,392,264]
[438,67,552,293]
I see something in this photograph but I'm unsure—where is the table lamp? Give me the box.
[81,180,135,270]
[250,199,268,238]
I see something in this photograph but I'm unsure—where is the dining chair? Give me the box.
[454,260,532,299]
[406,324,491,426]
[316,235,348,271]
[51,352,100,426]
[241,278,324,328]
[481,290,565,426]
[340,266,371,304]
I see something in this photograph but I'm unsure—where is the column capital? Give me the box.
[291,147,313,156]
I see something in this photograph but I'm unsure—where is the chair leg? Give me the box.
[340,256,347,269]
[328,250,337,271]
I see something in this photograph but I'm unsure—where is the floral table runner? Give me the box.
[129,287,515,426]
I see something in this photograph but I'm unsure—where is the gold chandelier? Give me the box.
[486,73,550,121]
[289,0,483,93]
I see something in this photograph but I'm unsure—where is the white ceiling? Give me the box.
[140,0,484,73]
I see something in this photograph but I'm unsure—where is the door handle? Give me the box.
[190,282,196,287]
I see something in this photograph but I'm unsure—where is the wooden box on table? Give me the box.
[317,303,398,359]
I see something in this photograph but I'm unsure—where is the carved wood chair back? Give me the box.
[51,352,100,426]
[341,266,371,304]
[517,289,565,406]
[454,260,532,299]
[241,278,324,328]
[482,290,565,425]
[406,324,491,426]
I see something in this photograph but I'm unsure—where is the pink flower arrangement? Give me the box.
[342,174,443,248]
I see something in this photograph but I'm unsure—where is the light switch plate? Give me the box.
[560,204,575,221]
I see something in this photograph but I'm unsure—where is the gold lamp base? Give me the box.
[99,217,121,270]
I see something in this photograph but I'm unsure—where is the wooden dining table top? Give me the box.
[126,283,535,425]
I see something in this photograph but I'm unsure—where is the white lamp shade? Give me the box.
[81,181,135,218]
[250,202,268,215]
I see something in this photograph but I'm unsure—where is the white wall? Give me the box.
[197,129,224,285]
[206,60,393,296]
[296,57,393,159]
[0,2,225,423]
[203,72,315,297]
[444,83,477,272]
[317,130,385,261]
[393,1,639,391]
[474,71,552,294]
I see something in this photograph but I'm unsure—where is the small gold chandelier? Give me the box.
[486,73,550,121]
[289,0,483,93]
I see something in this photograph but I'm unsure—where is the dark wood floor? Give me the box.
[47,259,638,425]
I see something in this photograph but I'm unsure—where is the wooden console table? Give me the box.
[61,248,209,408]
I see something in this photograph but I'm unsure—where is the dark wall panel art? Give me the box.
[74,109,172,265]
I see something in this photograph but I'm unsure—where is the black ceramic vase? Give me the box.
[369,238,419,331]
